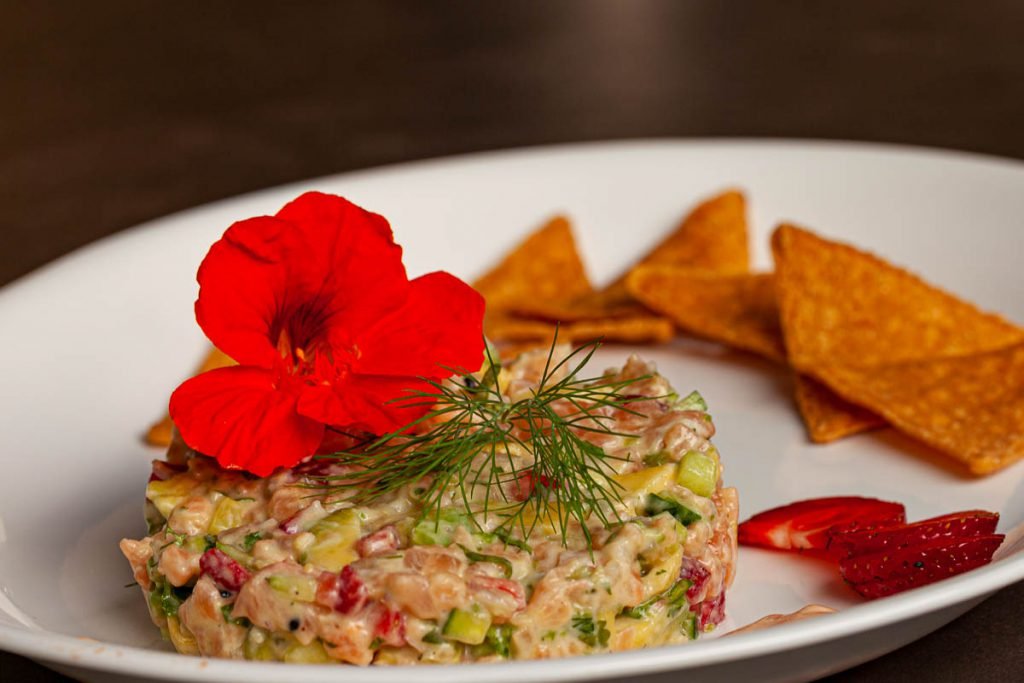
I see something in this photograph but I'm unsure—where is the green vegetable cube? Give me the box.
[676,450,718,497]
[443,605,492,645]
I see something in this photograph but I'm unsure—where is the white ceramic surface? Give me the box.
[1,140,1022,683]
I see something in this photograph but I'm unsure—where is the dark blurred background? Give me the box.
[2,2,1022,681]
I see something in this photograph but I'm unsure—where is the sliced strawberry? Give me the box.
[828,510,999,559]
[840,533,1004,598]
[738,497,906,551]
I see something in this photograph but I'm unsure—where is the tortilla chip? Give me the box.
[145,347,235,447]
[485,311,673,348]
[772,224,1024,370]
[625,267,785,362]
[816,344,1024,474]
[514,190,749,322]
[473,215,593,311]
[793,375,886,443]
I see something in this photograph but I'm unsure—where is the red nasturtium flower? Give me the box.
[169,192,485,476]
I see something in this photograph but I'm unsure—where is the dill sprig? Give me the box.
[315,336,656,546]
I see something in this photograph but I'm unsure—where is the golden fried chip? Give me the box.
[793,375,886,443]
[473,215,593,311]
[485,311,673,348]
[772,224,1024,370]
[625,265,885,440]
[625,267,785,361]
[514,190,749,322]
[816,344,1024,474]
[145,347,235,446]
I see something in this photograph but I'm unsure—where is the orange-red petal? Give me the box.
[169,365,324,476]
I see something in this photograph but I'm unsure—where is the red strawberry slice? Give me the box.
[738,497,906,551]
[840,533,1004,598]
[828,510,999,559]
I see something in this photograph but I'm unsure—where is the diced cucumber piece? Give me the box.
[283,639,332,663]
[681,611,698,640]
[442,605,492,645]
[676,450,718,497]
[412,510,466,547]
[676,390,708,412]
[306,508,360,571]
[484,623,514,658]
[645,493,701,526]
[266,574,318,602]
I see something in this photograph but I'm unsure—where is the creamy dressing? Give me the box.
[121,350,738,665]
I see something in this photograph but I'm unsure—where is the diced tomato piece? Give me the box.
[373,605,407,647]
[511,470,559,501]
[828,510,1000,559]
[678,557,710,601]
[199,548,251,592]
[468,575,527,612]
[696,591,726,629]
[316,565,368,614]
[357,525,400,558]
[738,497,906,552]
[840,533,1004,598]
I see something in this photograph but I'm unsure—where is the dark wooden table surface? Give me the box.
[2,2,1022,681]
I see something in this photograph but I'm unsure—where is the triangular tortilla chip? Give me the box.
[485,311,674,348]
[145,347,235,446]
[625,267,785,362]
[475,216,673,346]
[793,375,886,443]
[515,190,749,321]
[772,224,1023,370]
[625,265,884,441]
[816,344,1024,474]
[473,215,593,311]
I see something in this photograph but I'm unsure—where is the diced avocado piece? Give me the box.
[306,508,360,571]
[145,477,195,519]
[676,390,708,412]
[209,497,251,534]
[614,464,677,495]
[645,493,702,526]
[571,613,610,648]
[266,574,318,602]
[442,605,492,645]
[283,639,332,663]
[676,450,718,497]
[412,509,465,547]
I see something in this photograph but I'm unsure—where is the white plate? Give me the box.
[1,140,1022,683]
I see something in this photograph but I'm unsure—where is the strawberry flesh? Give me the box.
[840,533,1004,598]
[828,510,999,559]
[738,496,906,551]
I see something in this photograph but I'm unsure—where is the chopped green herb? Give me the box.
[242,532,262,552]
[422,629,444,644]
[645,493,702,526]
[571,613,610,648]
[491,527,532,552]
[642,450,672,467]
[621,578,691,619]
[369,637,384,650]
[219,603,251,627]
[458,544,514,578]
